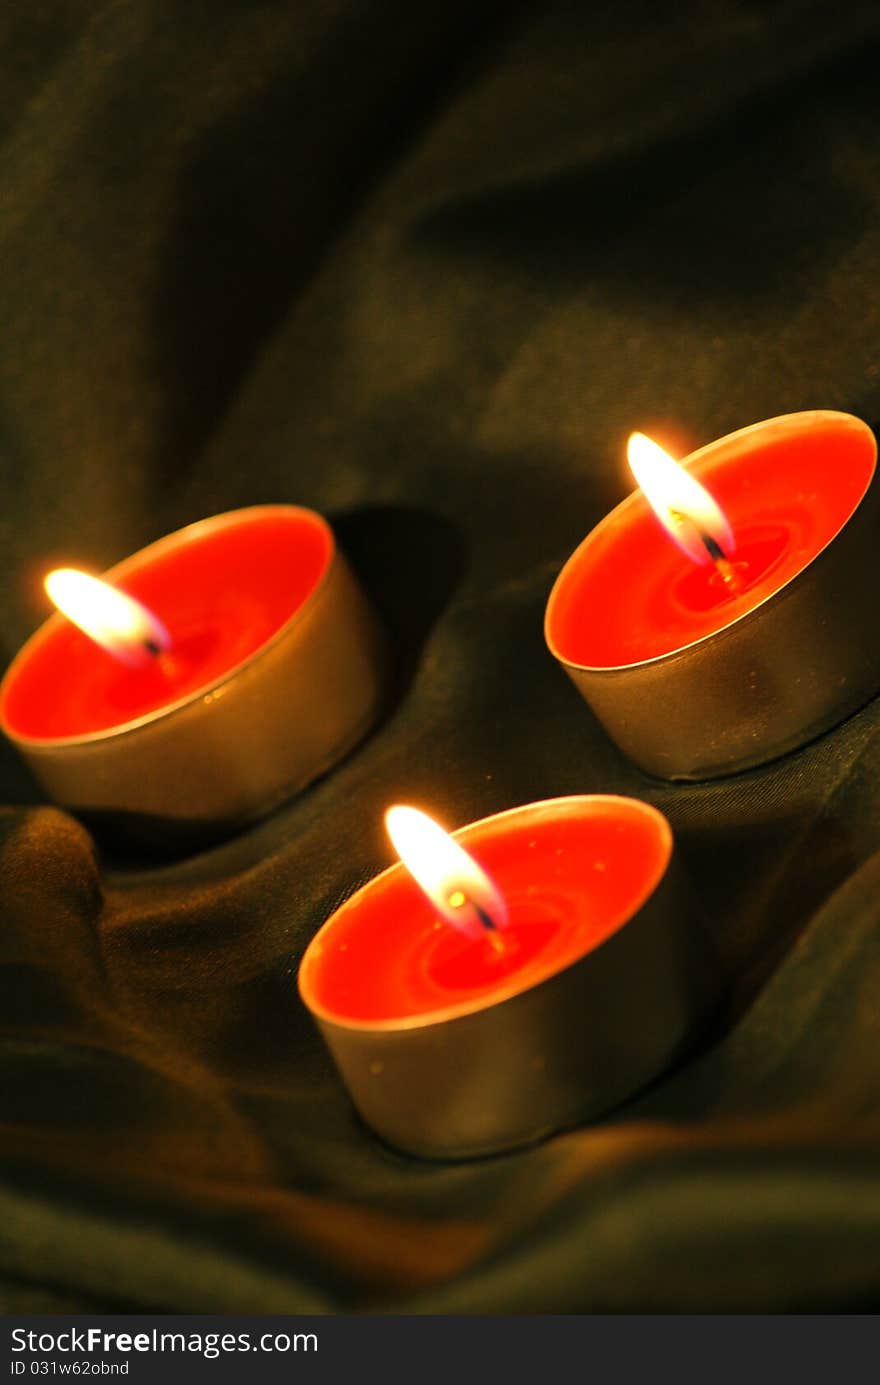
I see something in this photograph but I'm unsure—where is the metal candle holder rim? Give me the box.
[0,503,339,750]
[298,794,674,1033]
[544,409,877,675]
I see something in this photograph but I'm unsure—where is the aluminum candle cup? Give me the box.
[298,796,718,1160]
[545,412,880,780]
[0,506,387,846]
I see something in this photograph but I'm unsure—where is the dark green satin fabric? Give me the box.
[2,0,880,1311]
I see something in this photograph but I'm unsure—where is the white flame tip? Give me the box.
[385,803,508,938]
[45,567,170,666]
[626,431,735,564]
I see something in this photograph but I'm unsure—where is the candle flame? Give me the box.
[385,805,509,940]
[627,431,735,566]
[44,568,171,668]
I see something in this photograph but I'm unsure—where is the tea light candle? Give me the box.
[0,506,386,845]
[545,411,880,779]
[298,796,717,1159]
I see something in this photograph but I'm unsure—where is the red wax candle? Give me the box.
[0,506,386,844]
[545,411,880,780]
[299,796,717,1159]
[3,508,331,739]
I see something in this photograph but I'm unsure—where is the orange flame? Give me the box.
[385,805,509,939]
[45,568,170,668]
[627,432,735,565]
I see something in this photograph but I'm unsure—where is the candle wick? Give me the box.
[699,530,742,591]
[698,529,726,564]
[448,889,507,953]
[670,507,742,592]
[142,636,173,670]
